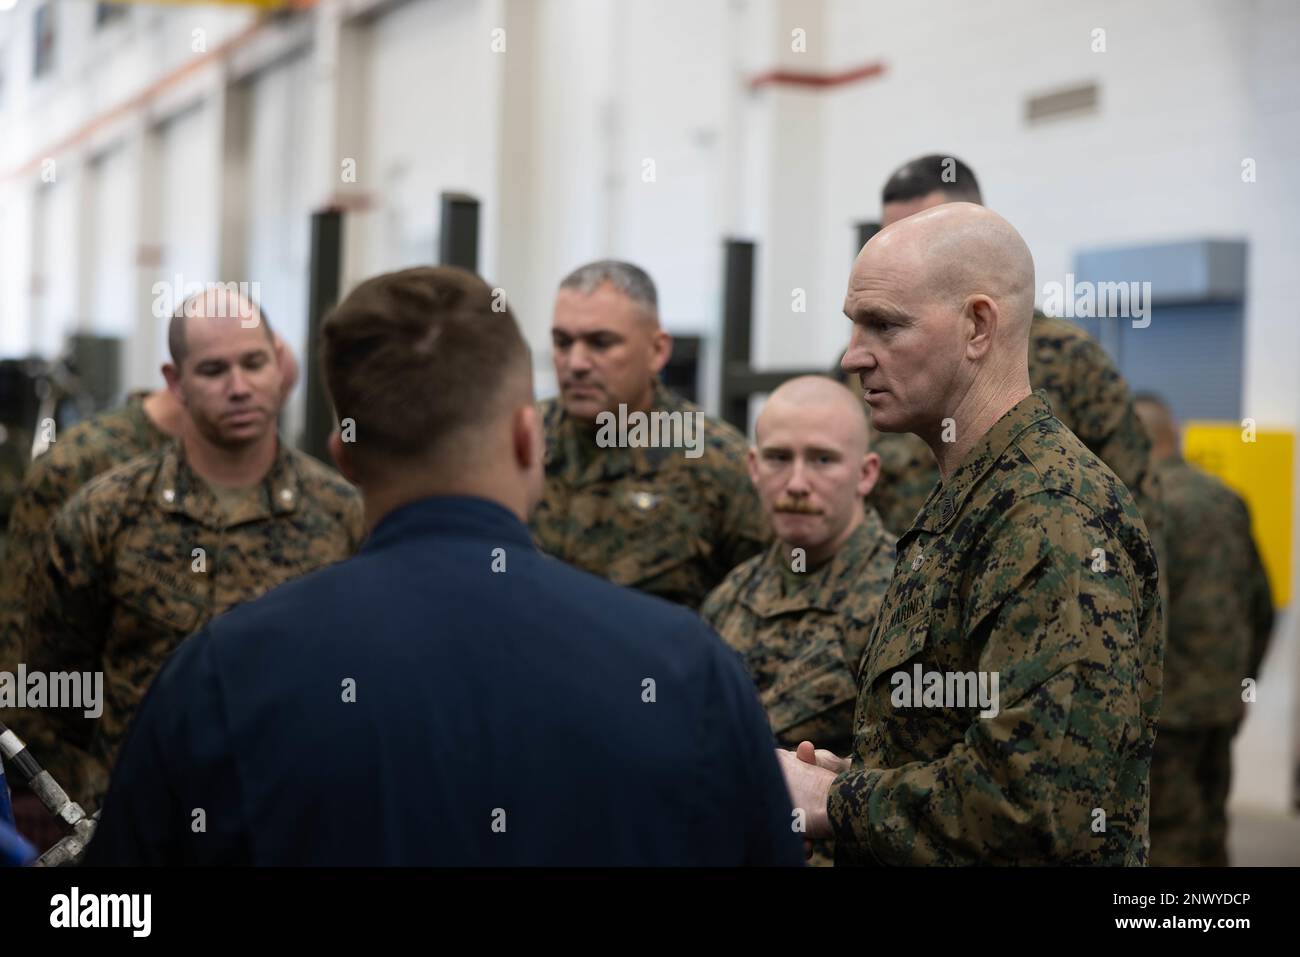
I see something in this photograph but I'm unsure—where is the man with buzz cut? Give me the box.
[16,291,361,811]
[530,259,769,609]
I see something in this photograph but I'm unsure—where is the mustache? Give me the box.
[773,500,822,515]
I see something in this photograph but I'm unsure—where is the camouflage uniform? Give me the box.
[701,509,896,759]
[829,392,1163,865]
[702,510,896,867]
[14,440,364,810]
[0,392,169,673]
[530,382,769,609]
[871,314,1165,552]
[1149,458,1273,866]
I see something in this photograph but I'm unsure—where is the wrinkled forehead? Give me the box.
[843,239,933,316]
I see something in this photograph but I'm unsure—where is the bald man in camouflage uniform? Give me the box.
[703,377,895,865]
[703,377,894,761]
[1135,394,1274,866]
[778,204,1162,865]
[1,338,298,675]
[531,261,768,609]
[16,295,360,810]
[865,157,1165,613]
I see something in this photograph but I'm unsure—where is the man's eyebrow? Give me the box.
[845,304,913,325]
[552,328,624,340]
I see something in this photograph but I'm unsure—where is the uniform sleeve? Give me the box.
[18,497,113,805]
[1239,500,1275,680]
[828,493,1154,865]
[698,577,733,630]
[0,453,81,672]
[85,625,249,866]
[1052,334,1153,497]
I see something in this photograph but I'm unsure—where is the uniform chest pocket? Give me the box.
[113,567,205,640]
[604,494,703,588]
[859,608,931,691]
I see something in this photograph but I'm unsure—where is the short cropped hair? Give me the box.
[881,154,982,205]
[558,260,658,317]
[169,288,273,366]
[320,266,530,469]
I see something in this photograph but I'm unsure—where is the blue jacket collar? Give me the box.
[363,495,535,554]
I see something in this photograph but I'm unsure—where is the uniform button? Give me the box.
[163,489,175,503]
[279,489,294,504]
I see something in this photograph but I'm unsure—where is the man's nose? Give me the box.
[567,342,593,373]
[841,329,876,374]
[786,458,812,493]
[228,366,252,397]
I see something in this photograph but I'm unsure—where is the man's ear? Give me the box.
[514,403,541,471]
[329,429,361,485]
[964,295,999,361]
[162,363,184,405]
[857,451,882,498]
[649,328,673,376]
[274,334,300,399]
[746,445,761,489]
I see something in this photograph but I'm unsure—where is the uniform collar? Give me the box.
[911,390,1055,537]
[154,438,303,528]
[545,380,689,485]
[740,507,889,619]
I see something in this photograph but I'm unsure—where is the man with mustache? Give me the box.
[701,375,896,864]
[530,260,768,608]
[778,203,1162,865]
[16,290,362,810]
[703,375,894,761]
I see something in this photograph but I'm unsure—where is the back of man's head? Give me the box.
[321,267,535,490]
[1133,392,1180,463]
[881,154,983,226]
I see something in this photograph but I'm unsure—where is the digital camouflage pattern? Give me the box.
[700,509,896,759]
[0,392,169,674]
[829,392,1163,865]
[870,314,1166,554]
[1149,726,1233,866]
[15,440,364,810]
[1156,458,1273,727]
[530,382,769,609]
[1148,458,1273,867]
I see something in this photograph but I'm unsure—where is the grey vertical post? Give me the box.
[855,221,881,254]
[720,239,756,431]
[439,192,480,273]
[303,209,344,465]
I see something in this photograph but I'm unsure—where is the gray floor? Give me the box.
[1228,806,1300,866]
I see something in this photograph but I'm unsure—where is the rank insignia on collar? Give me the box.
[911,553,925,571]
[629,490,659,511]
